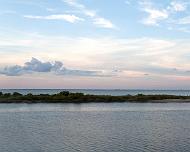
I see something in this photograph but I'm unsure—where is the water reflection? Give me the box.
[0,103,190,152]
[0,103,190,113]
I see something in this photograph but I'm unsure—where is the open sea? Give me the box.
[0,90,190,152]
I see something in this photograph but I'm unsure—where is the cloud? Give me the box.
[177,16,190,24]
[0,58,101,76]
[139,1,168,26]
[169,1,186,12]
[137,65,190,77]
[63,0,116,29]
[143,8,168,25]
[168,26,190,34]
[0,10,17,16]
[93,17,115,29]
[1,33,190,78]
[139,0,188,26]
[46,8,56,12]
[125,0,131,5]
[63,0,96,17]
[24,14,84,23]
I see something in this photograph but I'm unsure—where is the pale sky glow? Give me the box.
[0,0,190,89]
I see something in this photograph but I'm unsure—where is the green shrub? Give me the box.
[3,93,11,97]
[13,92,22,96]
[27,93,33,96]
[58,91,70,96]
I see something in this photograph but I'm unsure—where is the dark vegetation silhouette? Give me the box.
[0,91,189,103]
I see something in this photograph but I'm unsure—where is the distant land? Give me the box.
[0,91,190,103]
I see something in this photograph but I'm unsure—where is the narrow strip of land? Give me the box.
[0,91,190,103]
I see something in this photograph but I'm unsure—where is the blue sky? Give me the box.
[0,0,190,89]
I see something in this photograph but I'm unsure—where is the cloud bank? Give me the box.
[0,58,100,76]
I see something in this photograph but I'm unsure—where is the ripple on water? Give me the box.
[0,103,190,152]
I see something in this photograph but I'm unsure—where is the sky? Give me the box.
[0,0,190,89]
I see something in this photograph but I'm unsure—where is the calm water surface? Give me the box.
[1,89,190,96]
[0,103,190,152]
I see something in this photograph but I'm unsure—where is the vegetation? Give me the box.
[0,91,189,103]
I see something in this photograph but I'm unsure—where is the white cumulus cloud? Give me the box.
[0,58,101,76]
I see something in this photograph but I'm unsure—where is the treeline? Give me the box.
[0,91,190,103]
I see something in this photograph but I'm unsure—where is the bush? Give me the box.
[58,91,70,96]
[3,93,11,97]
[27,93,33,96]
[0,92,3,96]
[13,92,22,96]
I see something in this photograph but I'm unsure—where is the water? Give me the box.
[0,103,190,152]
[1,89,190,96]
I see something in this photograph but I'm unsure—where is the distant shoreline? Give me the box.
[1,91,190,103]
[0,89,190,97]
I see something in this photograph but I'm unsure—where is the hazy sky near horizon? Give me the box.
[0,0,190,89]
